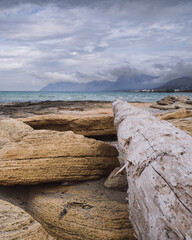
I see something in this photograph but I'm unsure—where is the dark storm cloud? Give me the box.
[151,59,192,83]
[0,0,191,8]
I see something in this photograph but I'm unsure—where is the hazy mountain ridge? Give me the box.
[41,74,158,91]
[156,77,192,90]
[107,74,159,91]
[41,75,192,92]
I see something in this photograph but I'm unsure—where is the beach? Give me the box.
[0,96,191,240]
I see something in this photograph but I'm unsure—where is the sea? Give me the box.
[0,91,192,103]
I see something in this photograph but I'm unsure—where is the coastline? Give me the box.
[0,100,164,119]
[1,91,192,104]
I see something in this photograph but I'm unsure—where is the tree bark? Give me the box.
[113,100,192,240]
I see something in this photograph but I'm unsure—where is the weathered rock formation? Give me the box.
[168,117,192,136]
[19,110,116,139]
[0,101,113,118]
[156,108,192,136]
[157,107,192,120]
[113,100,192,240]
[150,94,192,110]
[104,167,128,192]
[0,179,136,240]
[0,119,118,185]
[0,200,54,240]
[157,95,189,105]
[0,116,135,239]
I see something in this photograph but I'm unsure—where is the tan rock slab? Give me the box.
[19,109,116,138]
[0,101,113,118]
[104,167,128,192]
[24,179,136,240]
[167,117,192,136]
[150,95,192,110]
[156,95,190,105]
[157,108,192,120]
[0,200,54,240]
[0,119,119,185]
[156,108,192,136]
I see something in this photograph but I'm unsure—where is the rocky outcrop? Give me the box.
[167,117,192,136]
[156,95,189,105]
[0,119,119,185]
[19,110,116,139]
[150,95,192,110]
[0,180,136,240]
[157,108,192,120]
[0,103,136,239]
[156,108,192,136]
[0,101,113,118]
[104,167,128,192]
[0,200,54,240]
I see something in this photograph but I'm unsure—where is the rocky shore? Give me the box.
[0,96,191,239]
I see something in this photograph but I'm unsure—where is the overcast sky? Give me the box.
[0,0,192,90]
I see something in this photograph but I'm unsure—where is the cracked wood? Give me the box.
[113,100,192,240]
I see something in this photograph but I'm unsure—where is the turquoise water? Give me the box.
[0,91,192,103]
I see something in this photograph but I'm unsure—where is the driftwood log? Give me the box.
[113,100,192,240]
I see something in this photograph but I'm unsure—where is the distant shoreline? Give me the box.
[0,91,192,105]
[0,89,192,93]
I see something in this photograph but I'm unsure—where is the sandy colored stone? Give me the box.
[157,108,192,120]
[104,167,128,192]
[150,102,192,110]
[0,200,54,240]
[0,101,114,118]
[150,95,192,110]
[167,117,192,136]
[0,119,119,185]
[0,100,152,119]
[156,95,190,105]
[15,179,135,240]
[155,109,192,136]
[19,109,116,138]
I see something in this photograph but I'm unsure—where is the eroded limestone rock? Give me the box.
[104,167,128,192]
[150,95,192,110]
[0,200,54,240]
[24,179,136,240]
[157,95,190,105]
[168,117,192,136]
[0,101,113,118]
[157,108,192,120]
[156,108,192,136]
[19,110,116,139]
[0,119,119,185]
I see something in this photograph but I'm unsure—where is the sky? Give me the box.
[0,0,192,90]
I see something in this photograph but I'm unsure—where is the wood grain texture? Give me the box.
[113,100,192,240]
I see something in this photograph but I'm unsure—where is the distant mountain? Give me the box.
[41,80,113,92]
[156,77,192,90]
[107,74,159,91]
[84,80,113,91]
[41,82,84,91]
[41,74,159,92]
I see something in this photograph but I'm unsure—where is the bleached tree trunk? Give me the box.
[113,100,192,240]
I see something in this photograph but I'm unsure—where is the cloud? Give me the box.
[151,58,192,83]
[43,72,78,83]
[0,0,192,90]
